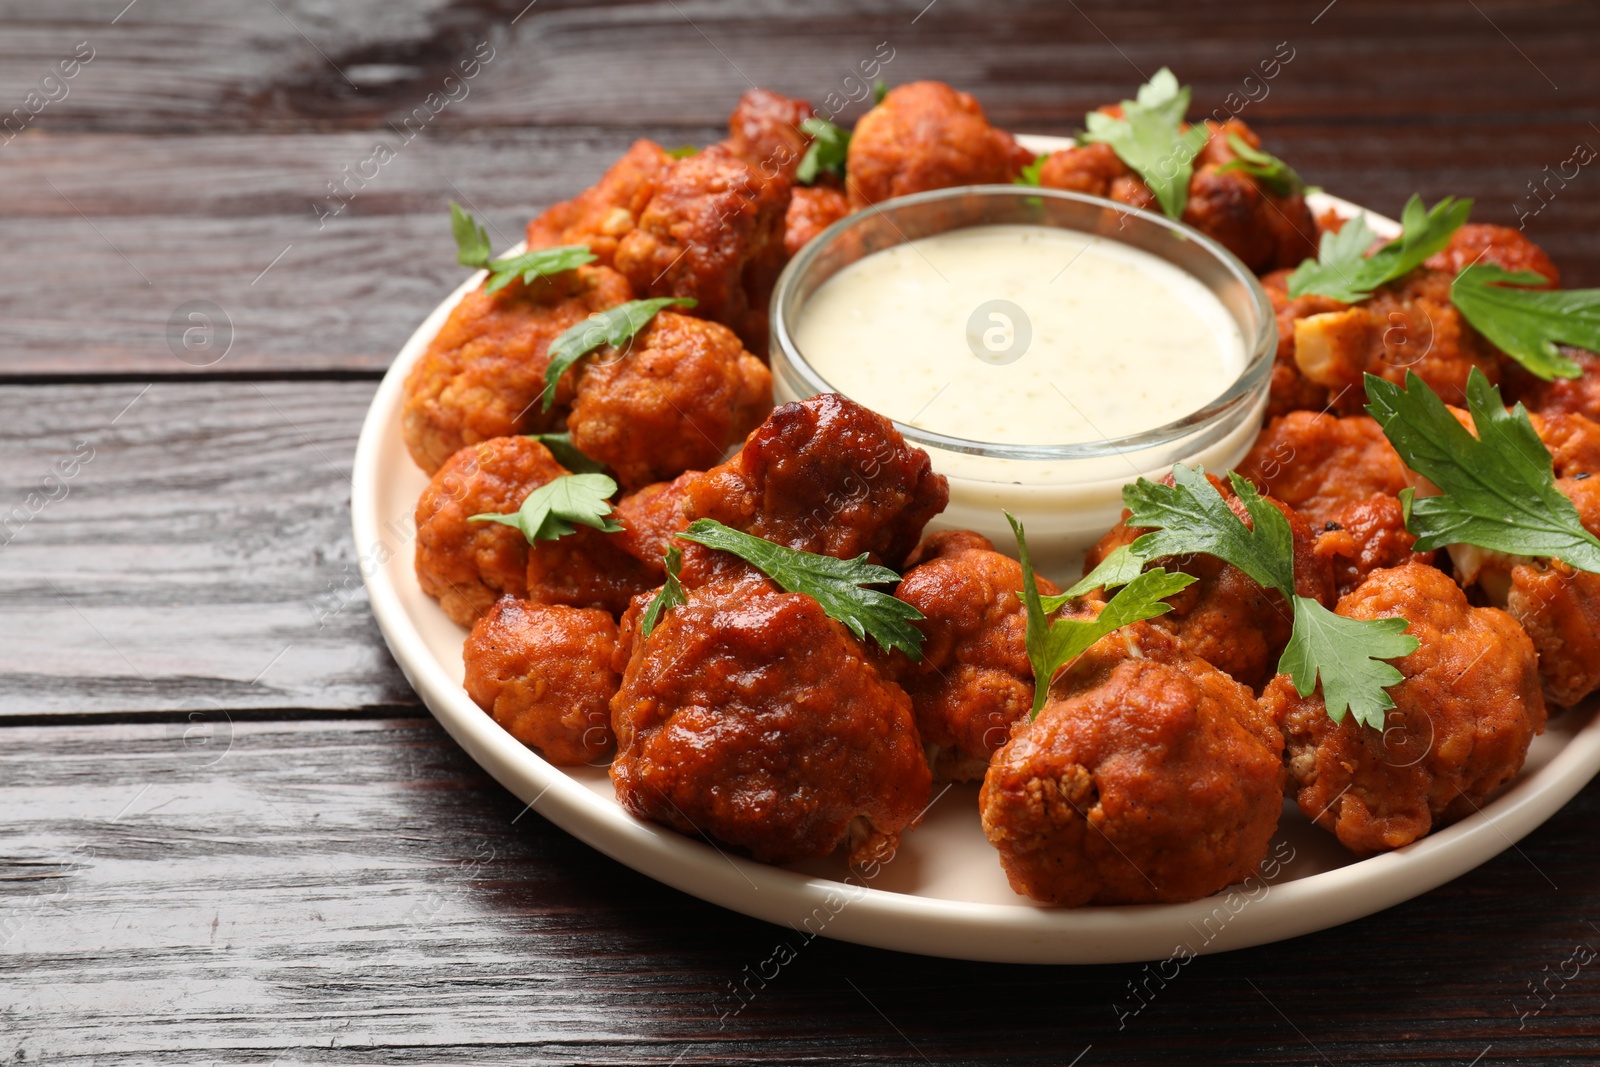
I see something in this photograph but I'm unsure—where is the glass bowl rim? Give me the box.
[769,184,1277,461]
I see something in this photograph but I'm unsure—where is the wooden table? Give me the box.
[4,1,1599,1062]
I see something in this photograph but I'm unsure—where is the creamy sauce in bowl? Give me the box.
[769,188,1275,577]
[793,224,1246,446]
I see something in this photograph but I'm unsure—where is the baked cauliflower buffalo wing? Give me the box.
[402,266,633,474]
[1239,412,1432,595]
[610,578,932,866]
[723,87,817,181]
[980,621,1284,906]
[613,471,697,569]
[463,597,619,765]
[613,145,791,351]
[845,81,1032,209]
[414,436,655,626]
[1082,474,1336,690]
[680,392,949,585]
[525,138,674,267]
[887,531,1060,782]
[784,185,851,257]
[1424,222,1560,286]
[1260,269,1342,417]
[415,436,561,626]
[1288,268,1503,416]
[1240,412,1410,528]
[566,311,772,491]
[1038,120,1318,274]
[1267,562,1545,854]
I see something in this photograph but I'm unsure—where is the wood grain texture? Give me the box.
[2,717,1599,1065]
[0,0,1595,132]
[0,381,417,716]
[1,119,1596,377]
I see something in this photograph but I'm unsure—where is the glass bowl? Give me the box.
[769,185,1276,577]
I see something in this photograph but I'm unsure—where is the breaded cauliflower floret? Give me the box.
[566,311,771,491]
[525,139,673,267]
[981,620,1284,906]
[464,597,619,765]
[414,436,564,626]
[886,532,1060,782]
[610,578,932,866]
[679,393,949,586]
[1268,561,1544,853]
[845,81,1032,209]
[401,266,633,474]
[613,145,791,351]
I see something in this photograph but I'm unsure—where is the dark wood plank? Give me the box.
[1,117,1596,378]
[0,127,718,376]
[1,0,1595,133]
[3,716,1599,1064]
[0,381,418,716]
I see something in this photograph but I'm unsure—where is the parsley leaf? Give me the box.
[1116,464,1417,727]
[1123,466,1297,599]
[1048,543,1148,605]
[526,432,606,474]
[640,546,687,638]
[797,116,851,185]
[541,297,696,411]
[873,78,888,105]
[449,202,596,295]
[1216,132,1307,197]
[1285,214,1380,303]
[1450,264,1596,381]
[469,472,623,543]
[1280,597,1416,729]
[1365,368,1600,571]
[1013,152,1049,187]
[479,246,599,295]
[666,144,699,159]
[677,518,925,659]
[1079,67,1211,219]
[451,201,491,267]
[1008,513,1194,718]
[1286,194,1471,302]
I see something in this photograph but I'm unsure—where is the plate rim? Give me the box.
[352,136,1600,963]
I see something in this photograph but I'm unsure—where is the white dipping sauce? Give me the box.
[794,224,1245,446]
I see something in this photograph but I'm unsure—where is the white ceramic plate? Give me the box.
[352,134,1600,963]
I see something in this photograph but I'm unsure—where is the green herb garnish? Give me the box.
[1123,466,1298,598]
[666,144,699,159]
[796,116,851,185]
[1050,543,1151,604]
[1013,152,1049,187]
[450,202,596,295]
[1286,194,1471,302]
[1216,132,1308,197]
[1109,465,1417,728]
[1450,265,1595,381]
[873,78,888,105]
[676,518,924,659]
[640,546,687,638]
[1079,68,1210,219]
[469,472,622,543]
[526,432,607,475]
[541,297,696,411]
[1279,597,1418,730]
[1009,513,1193,718]
[1366,368,1600,572]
